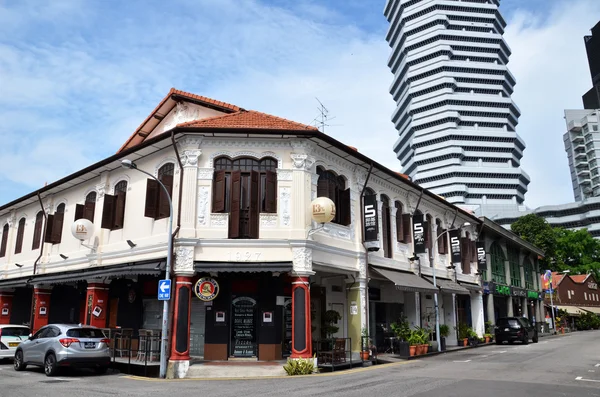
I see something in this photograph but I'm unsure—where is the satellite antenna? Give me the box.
[312,97,337,133]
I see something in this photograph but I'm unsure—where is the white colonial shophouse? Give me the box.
[0,89,487,377]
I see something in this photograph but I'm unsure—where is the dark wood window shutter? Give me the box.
[32,213,43,250]
[438,229,446,254]
[470,240,477,262]
[339,188,351,226]
[83,201,96,222]
[264,170,277,213]
[101,194,116,229]
[14,219,25,254]
[228,170,241,238]
[396,209,403,243]
[44,214,55,243]
[424,221,431,249]
[461,237,471,274]
[249,171,260,239]
[401,214,412,243]
[113,192,126,230]
[157,175,173,220]
[213,170,226,213]
[317,177,329,198]
[144,178,160,219]
[0,224,8,257]
[74,204,84,221]
[51,212,64,244]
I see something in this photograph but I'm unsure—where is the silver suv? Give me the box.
[14,324,111,376]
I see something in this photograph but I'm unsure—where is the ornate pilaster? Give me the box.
[177,139,202,237]
[174,246,195,276]
[292,247,313,274]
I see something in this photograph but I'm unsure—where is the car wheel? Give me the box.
[495,340,503,345]
[44,353,58,377]
[533,335,539,343]
[13,350,26,371]
[507,340,513,344]
[522,336,529,345]
[95,366,109,375]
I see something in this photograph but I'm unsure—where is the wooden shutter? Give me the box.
[317,177,328,198]
[0,225,8,257]
[424,221,431,250]
[249,171,260,239]
[470,240,477,262]
[264,170,277,213]
[84,201,96,222]
[396,210,403,243]
[461,237,471,274]
[228,170,241,238]
[51,212,64,244]
[401,214,412,243]
[157,175,173,219]
[14,220,25,254]
[44,214,55,243]
[144,178,159,219]
[32,215,43,250]
[101,194,116,229]
[212,170,226,213]
[113,191,126,230]
[339,188,351,226]
[438,229,446,254]
[75,204,84,221]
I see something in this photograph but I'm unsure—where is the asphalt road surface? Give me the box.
[2,331,600,397]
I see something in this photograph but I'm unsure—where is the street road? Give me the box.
[1,331,600,397]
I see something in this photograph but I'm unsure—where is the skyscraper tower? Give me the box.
[384,0,530,212]
[583,21,600,109]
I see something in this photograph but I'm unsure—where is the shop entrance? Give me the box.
[494,296,508,321]
[190,298,206,357]
[231,296,257,358]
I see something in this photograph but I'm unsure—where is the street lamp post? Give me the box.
[431,222,470,352]
[122,159,173,379]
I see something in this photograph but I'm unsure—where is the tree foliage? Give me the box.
[510,214,600,278]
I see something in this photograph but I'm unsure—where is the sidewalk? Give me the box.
[184,360,287,379]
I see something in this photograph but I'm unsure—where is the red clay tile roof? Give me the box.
[177,110,318,131]
[570,274,589,283]
[117,88,241,153]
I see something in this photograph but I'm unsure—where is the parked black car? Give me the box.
[495,317,538,345]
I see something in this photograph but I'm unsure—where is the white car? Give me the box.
[0,325,30,359]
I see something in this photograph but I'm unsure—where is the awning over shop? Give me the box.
[580,306,600,314]
[195,262,292,273]
[370,266,438,294]
[554,305,588,316]
[459,281,482,292]
[423,276,470,295]
[0,261,164,288]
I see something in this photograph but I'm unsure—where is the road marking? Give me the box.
[576,376,600,383]
[453,360,471,363]
[588,370,595,372]
[491,350,507,353]
[595,364,600,367]
[480,355,488,358]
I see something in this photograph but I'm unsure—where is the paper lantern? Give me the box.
[311,197,336,223]
[71,219,95,241]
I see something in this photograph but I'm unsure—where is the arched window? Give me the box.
[75,192,97,223]
[524,258,534,289]
[212,157,278,239]
[395,201,410,243]
[316,167,350,226]
[381,195,392,258]
[14,218,26,254]
[436,219,447,254]
[490,242,506,284]
[145,163,175,220]
[0,224,8,257]
[508,247,521,287]
[32,211,44,250]
[102,181,127,230]
[460,231,472,274]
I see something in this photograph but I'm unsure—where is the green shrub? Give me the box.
[283,357,315,376]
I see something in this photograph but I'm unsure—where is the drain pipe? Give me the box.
[30,193,47,330]
[359,163,374,341]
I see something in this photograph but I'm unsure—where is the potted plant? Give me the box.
[439,324,449,351]
[407,331,419,357]
[484,333,492,343]
[360,328,370,360]
[413,326,429,355]
[391,316,411,357]
[457,323,469,347]
[323,310,341,338]
[468,328,479,346]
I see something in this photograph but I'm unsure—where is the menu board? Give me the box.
[232,297,256,357]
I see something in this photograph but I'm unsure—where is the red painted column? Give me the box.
[291,275,312,359]
[0,292,14,325]
[85,283,109,328]
[32,287,52,333]
[170,276,193,361]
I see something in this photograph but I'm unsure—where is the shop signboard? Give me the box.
[483,281,490,295]
[527,290,541,300]
[449,229,462,264]
[476,242,486,271]
[487,281,510,296]
[412,214,427,254]
[511,286,527,298]
[363,194,378,242]
[231,296,257,357]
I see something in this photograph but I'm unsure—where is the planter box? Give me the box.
[440,337,446,352]
[395,341,410,358]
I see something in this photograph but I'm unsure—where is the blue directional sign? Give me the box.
[158,279,171,301]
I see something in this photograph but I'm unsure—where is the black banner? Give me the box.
[476,242,486,271]
[511,286,527,298]
[363,194,378,242]
[412,214,427,254]
[449,229,462,263]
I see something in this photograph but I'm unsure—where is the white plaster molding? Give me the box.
[154,157,180,176]
[260,213,278,228]
[292,247,312,272]
[82,187,98,202]
[207,149,283,168]
[197,168,214,180]
[358,258,367,280]
[290,140,316,152]
[111,175,131,193]
[180,149,202,168]
[177,136,203,150]
[197,186,210,226]
[280,187,291,227]
[290,153,315,171]
[311,173,320,186]
[210,213,228,228]
[320,223,352,240]
[277,169,293,182]
[174,246,195,275]
[163,102,204,131]
[95,183,108,200]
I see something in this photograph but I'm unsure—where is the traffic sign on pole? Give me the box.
[158,279,171,300]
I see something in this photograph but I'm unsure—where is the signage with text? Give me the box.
[476,242,486,271]
[412,214,427,254]
[449,229,462,264]
[511,286,527,298]
[363,194,379,242]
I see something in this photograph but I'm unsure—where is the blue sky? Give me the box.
[1,0,599,208]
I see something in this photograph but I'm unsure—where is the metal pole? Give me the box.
[550,289,556,334]
[432,232,442,353]
[134,168,173,379]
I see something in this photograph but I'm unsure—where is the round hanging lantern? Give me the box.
[71,219,95,241]
[311,197,336,223]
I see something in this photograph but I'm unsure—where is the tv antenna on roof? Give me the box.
[312,97,337,133]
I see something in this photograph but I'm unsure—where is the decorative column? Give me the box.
[486,293,495,326]
[169,245,195,379]
[290,148,315,237]
[291,247,313,359]
[347,258,367,354]
[177,138,202,238]
[32,286,52,333]
[504,255,513,317]
[0,291,14,325]
[84,282,109,328]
